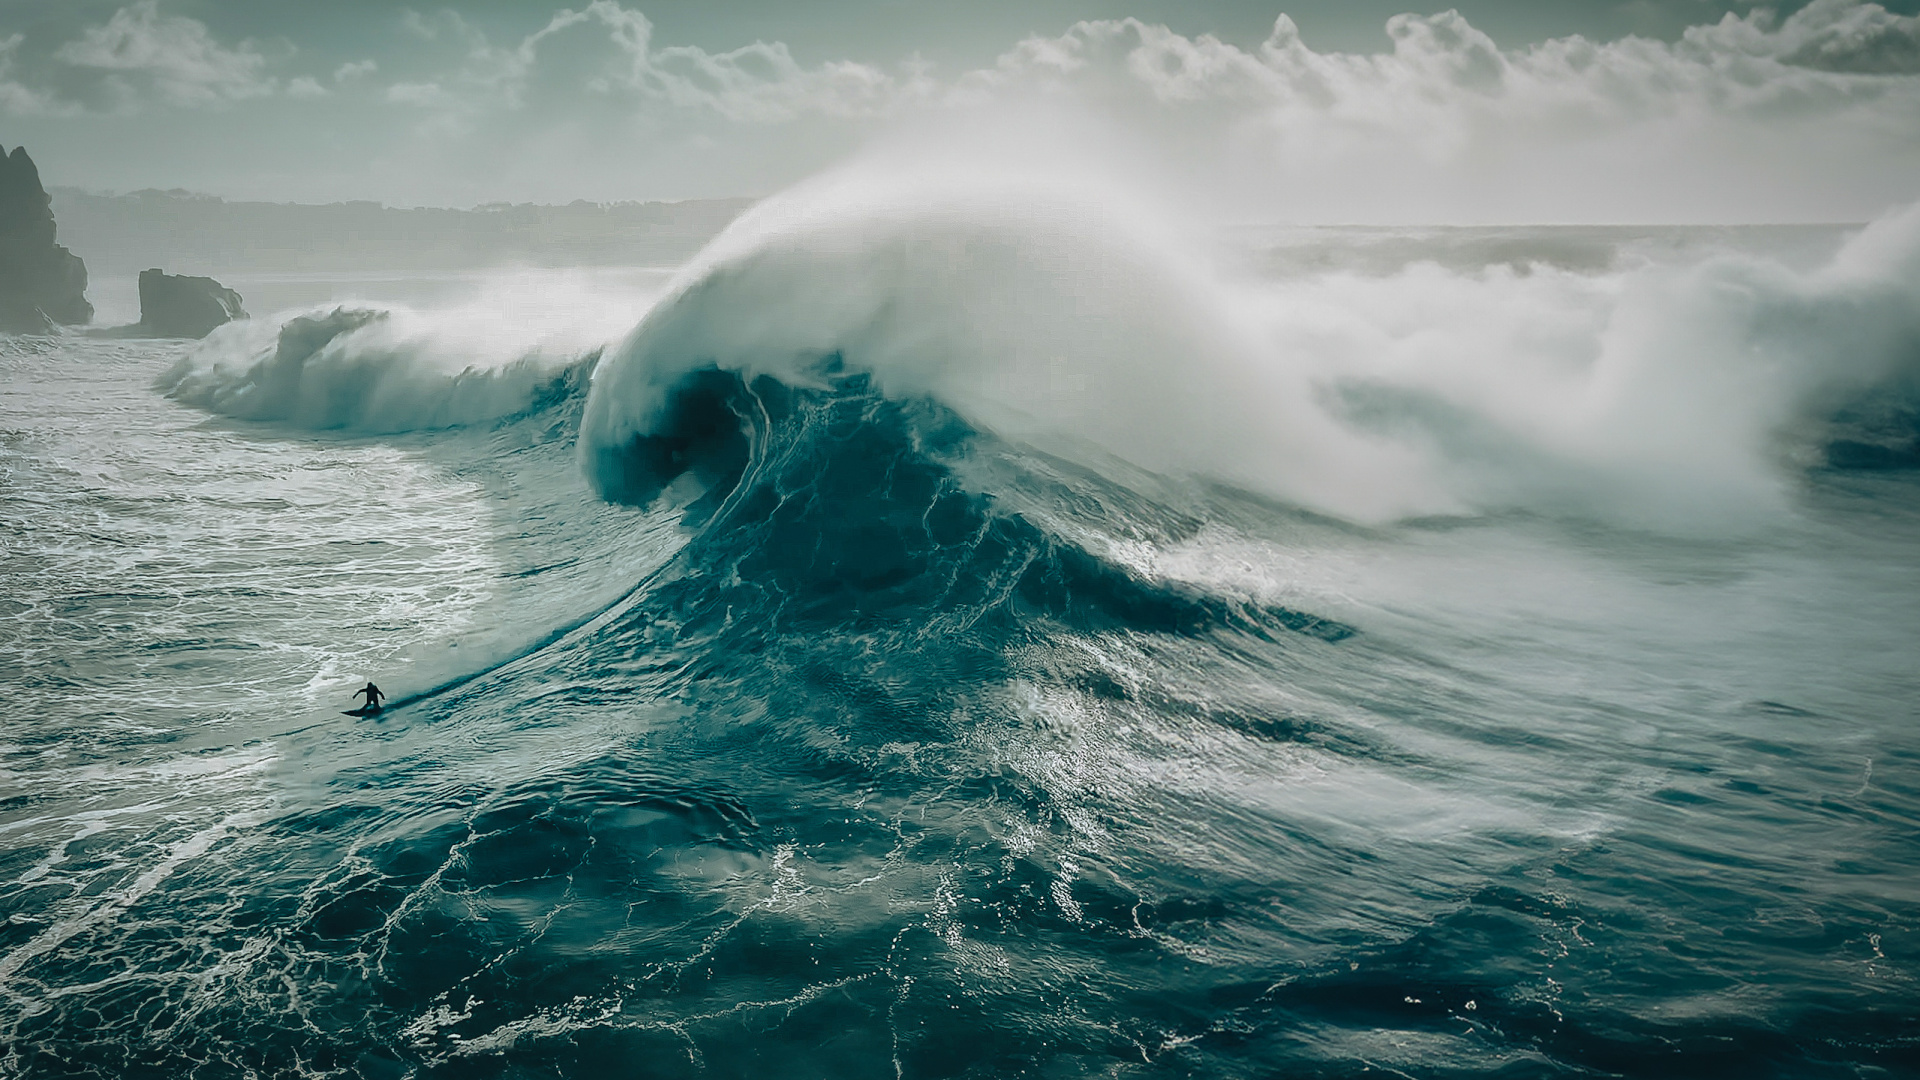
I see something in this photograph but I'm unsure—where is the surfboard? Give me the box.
[343,706,384,717]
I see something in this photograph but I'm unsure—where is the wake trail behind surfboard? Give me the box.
[331,555,676,722]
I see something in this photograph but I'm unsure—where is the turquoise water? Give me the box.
[2,217,1918,1078]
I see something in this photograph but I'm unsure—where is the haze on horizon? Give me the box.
[2,0,1919,223]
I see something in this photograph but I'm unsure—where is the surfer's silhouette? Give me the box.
[351,681,385,715]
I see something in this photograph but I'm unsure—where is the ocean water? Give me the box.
[3,195,1919,1079]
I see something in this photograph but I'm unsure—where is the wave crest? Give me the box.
[584,171,1920,531]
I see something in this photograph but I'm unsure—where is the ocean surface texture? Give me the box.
[3,209,1919,1078]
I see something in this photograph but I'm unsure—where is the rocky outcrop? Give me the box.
[138,269,246,338]
[0,145,92,333]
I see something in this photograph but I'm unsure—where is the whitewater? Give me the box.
[3,182,1918,1078]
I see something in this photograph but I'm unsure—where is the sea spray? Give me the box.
[159,270,661,432]
[585,166,1920,531]
[581,168,1446,523]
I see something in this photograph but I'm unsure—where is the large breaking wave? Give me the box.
[26,175,1920,1079]
[141,173,1920,724]
[581,173,1920,532]
[149,176,1920,531]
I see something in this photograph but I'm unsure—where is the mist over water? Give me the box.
[5,155,1920,1078]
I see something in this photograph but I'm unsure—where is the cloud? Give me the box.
[370,1,1920,145]
[386,81,451,107]
[270,0,1914,217]
[3,0,1915,217]
[391,1,920,122]
[0,32,72,115]
[54,0,274,106]
[1769,0,1920,73]
[932,2,1920,220]
[970,2,1920,123]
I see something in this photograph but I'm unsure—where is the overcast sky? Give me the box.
[2,0,1918,221]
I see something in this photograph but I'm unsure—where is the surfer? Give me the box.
[352,681,385,714]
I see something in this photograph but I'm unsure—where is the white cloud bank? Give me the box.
[388,2,919,122]
[0,32,68,115]
[364,0,1920,127]
[52,0,275,107]
[2,0,1917,217]
[332,59,376,84]
[954,0,1920,219]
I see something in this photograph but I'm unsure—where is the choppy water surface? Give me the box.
[3,217,1918,1078]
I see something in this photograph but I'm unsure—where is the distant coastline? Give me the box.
[49,188,756,277]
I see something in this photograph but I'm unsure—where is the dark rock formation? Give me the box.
[138,268,246,338]
[1,145,92,333]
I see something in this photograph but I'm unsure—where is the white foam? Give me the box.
[161,270,660,433]
[581,156,1920,530]
[581,164,1442,520]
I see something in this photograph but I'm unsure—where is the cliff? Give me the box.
[0,145,91,333]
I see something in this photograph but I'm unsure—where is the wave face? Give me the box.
[7,200,1920,1079]
[598,360,1352,642]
